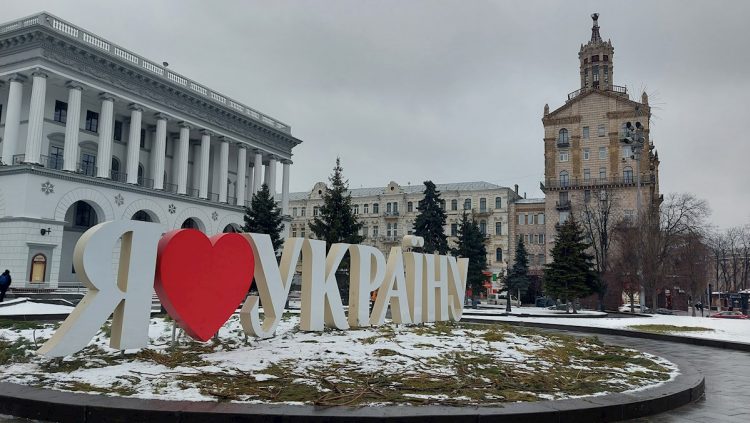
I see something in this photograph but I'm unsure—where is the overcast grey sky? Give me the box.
[7,0,750,229]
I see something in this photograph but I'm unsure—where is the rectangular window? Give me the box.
[372,226,379,237]
[313,206,320,216]
[582,126,589,139]
[114,121,123,141]
[518,214,524,225]
[597,124,605,137]
[559,151,569,162]
[85,110,99,132]
[54,100,68,123]
[300,229,305,238]
[538,213,545,225]
[49,145,64,170]
[386,202,392,213]
[584,189,591,202]
[407,202,413,212]
[599,167,607,179]
[599,146,607,159]
[583,168,591,181]
[451,224,458,237]
[292,207,297,217]
[622,146,632,159]
[495,222,502,235]
[464,199,471,210]
[301,208,306,217]
[583,148,590,160]
[559,210,570,223]
[353,204,359,214]
[364,204,369,214]
[539,233,545,245]
[80,152,96,176]
[386,223,392,237]
[495,197,502,209]
[393,202,398,213]
[528,214,535,225]
[373,203,379,214]
[525,234,531,245]
[292,230,297,238]
[363,226,368,237]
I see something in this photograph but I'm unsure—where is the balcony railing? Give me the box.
[187,188,200,198]
[0,12,292,134]
[566,85,629,103]
[541,175,653,191]
[209,192,220,202]
[227,196,237,206]
[383,211,400,218]
[137,177,154,189]
[110,171,127,182]
[473,208,493,216]
[380,236,400,243]
[556,200,571,210]
[163,183,178,194]
[556,139,570,148]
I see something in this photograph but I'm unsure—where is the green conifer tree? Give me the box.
[505,236,530,312]
[413,181,449,254]
[453,212,488,301]
[543,217,598,313]
[242,183,284,254]
[308,158,363,302]
[308,157,364,247]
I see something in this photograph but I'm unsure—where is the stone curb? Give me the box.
[0,344,704,422]
[461,317,750,352]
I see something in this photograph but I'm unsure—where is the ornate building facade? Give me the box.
[540,13,661,261]
[289,181,520,278]
[0,13,302,288]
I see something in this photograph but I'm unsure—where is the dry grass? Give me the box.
[628,324,714,334]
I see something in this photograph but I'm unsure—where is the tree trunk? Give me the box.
[652,290,658,313]
[597,291,606,312]
[506,291,512,313]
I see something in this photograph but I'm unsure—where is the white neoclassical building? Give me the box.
[0,13,301,288]
[289,181,521,278]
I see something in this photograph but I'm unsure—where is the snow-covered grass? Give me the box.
[0,315,677,406]
[465,306,607,317]
[468,314,750,343]
[0,299,73,316]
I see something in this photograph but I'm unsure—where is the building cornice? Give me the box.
[0,14,302,157]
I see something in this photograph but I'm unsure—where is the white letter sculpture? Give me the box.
[300,240,349,331]
[240,235,304,338]
[347,245,386,327]
[38,221,162,357]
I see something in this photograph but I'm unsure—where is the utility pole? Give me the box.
[621,108,647,312]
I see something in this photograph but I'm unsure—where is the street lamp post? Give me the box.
[621,117,646,311]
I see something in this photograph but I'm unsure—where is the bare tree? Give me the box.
[637,193,711,311]
[672,232,711,316]
[610,223,640,312]
[578,188,622,311]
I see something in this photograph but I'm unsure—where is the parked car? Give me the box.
[618,304,651,313]
[710,311,749,319]
[487,292,519,306]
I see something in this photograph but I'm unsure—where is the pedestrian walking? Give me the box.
[0,269,11,302]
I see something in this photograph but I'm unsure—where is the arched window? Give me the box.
[407,201,413,212]
[559,170,569,187]
[137,163,144,185]
[73,201,97,228]
[479,198,487,212]
[495,197,502,209]
[29,253,47,283]
[479,220,487,235]
[464,199,471,210]
[623,166,634,183]
[496,248,503,262]
[223,224,240,233]
[111,157,121,180]
[558,128,569,144]
[451,199,458,210]
[132,210,153,222]
[181,218,199,229]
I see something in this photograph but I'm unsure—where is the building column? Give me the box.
[219,137,229,203]
[191,142,201,195]
[199,130,211,199]
[247,161,254,202]
[62,82,83,172]
[177,123,190,195]
[281,160,291,237]
[96,93,115,178]
[263,161,272,190]
[2,74,26,165]
[152,113,168,190]
[126,104,143,184]
[252,149,263,194]
[24,71,48,164]
[267,157,277,200]
[236,145,247,207]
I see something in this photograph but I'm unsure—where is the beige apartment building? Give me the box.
[288,181,521,278]
[508,198,547,277]
[540,13,661,261]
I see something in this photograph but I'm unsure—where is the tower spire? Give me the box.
[590,13,602,43]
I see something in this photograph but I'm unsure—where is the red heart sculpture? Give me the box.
[155,229,254,341]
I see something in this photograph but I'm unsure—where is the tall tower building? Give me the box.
[540,13,661,262]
